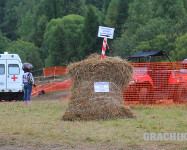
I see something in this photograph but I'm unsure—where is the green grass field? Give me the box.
[0,99,186,149]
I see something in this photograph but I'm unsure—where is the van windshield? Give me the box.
[0,64,5,75]
[8,64,20,75]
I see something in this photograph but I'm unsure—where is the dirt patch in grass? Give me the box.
[0,137,185,150]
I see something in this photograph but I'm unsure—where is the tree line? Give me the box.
[0,0,186,70]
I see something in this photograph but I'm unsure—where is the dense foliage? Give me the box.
[0,0,186,70]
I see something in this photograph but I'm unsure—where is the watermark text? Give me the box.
[144,133,187,141]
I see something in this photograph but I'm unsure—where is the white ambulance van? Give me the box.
[0,52,24,101]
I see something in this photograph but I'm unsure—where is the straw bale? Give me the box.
[62,54,135,121]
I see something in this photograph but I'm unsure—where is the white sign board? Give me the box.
[98,26,115,39]
[94,82,109,92]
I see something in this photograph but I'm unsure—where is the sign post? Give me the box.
[98,26,115,59]
[101,37,107,59]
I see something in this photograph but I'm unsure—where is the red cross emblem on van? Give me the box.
[11,75,18,81]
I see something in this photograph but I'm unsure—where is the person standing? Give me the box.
[22,63,35,105]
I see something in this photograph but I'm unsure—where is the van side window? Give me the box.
[0,64,5,75]
[8,64,20,75]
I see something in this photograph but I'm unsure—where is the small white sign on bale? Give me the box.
[98,26,115,39]
[94,82,109,92]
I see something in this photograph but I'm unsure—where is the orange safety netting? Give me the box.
[123,61,187,106]
[31,79,71,97]
[34,61,187,106]
[43,67,67,77]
